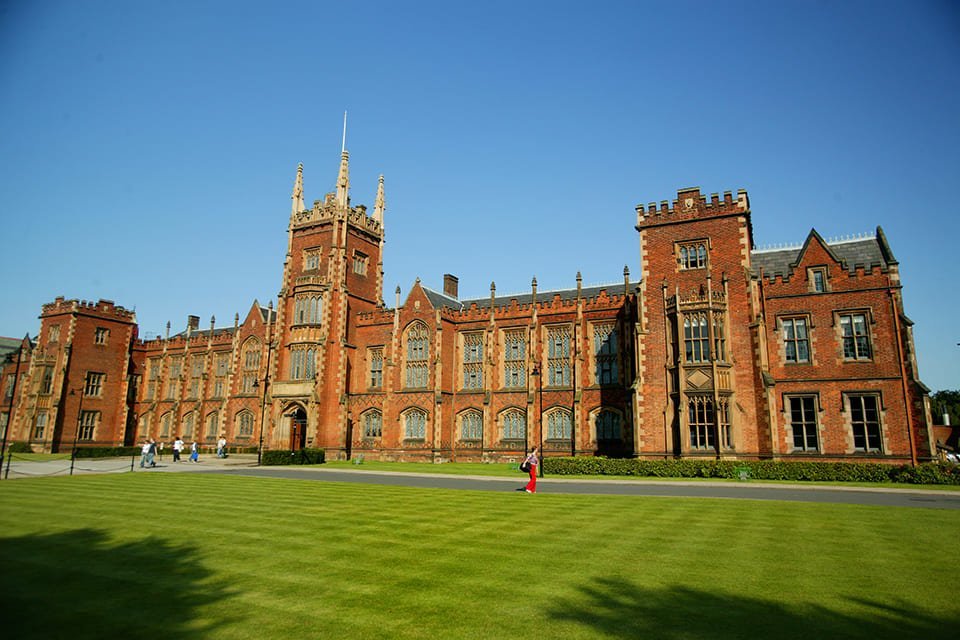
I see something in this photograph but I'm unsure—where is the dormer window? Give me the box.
[809,267,827,293]
[678,241,708,270]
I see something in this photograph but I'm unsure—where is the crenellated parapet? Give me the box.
[291,194,383,237]
[635,187,749,229]
[41,296,136,322]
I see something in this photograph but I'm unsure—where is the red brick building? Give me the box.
[0,150,933,463]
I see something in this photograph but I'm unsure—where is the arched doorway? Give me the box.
[289,407,307,451]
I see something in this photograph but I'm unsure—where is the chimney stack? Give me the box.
[443,274,459,299]
[187,315,200,332]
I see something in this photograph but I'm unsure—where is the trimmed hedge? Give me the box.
[261,448,325,466]
[541,457,960,485]
[6,442,34,454]
[72,446,141,459]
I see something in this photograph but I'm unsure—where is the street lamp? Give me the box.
[253,374,269,466]
[69,387,84,476]
[532,365,543,478]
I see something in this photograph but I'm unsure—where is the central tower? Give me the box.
[267,146,386,453]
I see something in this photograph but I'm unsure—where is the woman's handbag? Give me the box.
[519,460,530,473]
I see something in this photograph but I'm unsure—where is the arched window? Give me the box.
[206,411,219,438]
[363,410,383,438]
[181,411,195,439]
[460,410,483,441]
[404,408,427,440]
[596,410,621,441]
[594,323,618,385]
[294,295,323,325]
[237,411,255,437]
[683,313,709,363]
[242,338,261,393]
[547,408,572,440]
[404,322,430,388]
[160,412,172,438]
[501,409,526,441]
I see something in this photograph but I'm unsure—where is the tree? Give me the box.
[930,390,960,426]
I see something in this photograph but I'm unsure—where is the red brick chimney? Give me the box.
[443,274,459,299]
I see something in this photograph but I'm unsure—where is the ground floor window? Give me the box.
[460,411,482,441]
[364,411,383,438]
[849,394,882,452]
[688,398,715,450]
[79,411,98,441]
[405,409,427,440]
[596,410,621,441]
[788,396,819,451]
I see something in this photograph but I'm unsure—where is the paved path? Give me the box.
[211,466,960,510]
[5,455,960,510]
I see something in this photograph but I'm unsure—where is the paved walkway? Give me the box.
[4,455,959,510]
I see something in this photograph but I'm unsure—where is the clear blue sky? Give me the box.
[1,1,957,391]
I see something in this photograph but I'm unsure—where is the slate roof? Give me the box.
[0,336,25,364]
[422,282,640,311]
[751,237,890,280]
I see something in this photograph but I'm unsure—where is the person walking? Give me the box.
[522,447,539,494]
[189,440,200,463]
[217,436,227,458]
[172,436,184,462]
[147,439,157,467]
[139,440,151,468]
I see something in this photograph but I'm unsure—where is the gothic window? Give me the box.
[546,408,572,440]
[683,313,709,363]
[363,410,383,438]
[94,327,109,345]
[188,356,202,398]
[594,324,618,385]
[501,409,526,441]
[160,412,172,438]
[84,372,104,397]
[783,317,810,363]
[788,395,818,451]
[147,360,160,400]
[840,313,872,360]
[678,241,708,270]
[404,408,427,440]
[369,348,383,388]
[78,411,98,441]
[213,353,229,398]
[718,399,732,449]
[242,339,261,393]
[206,411,219,438]
[688,397,715,450]
[40,366,53,395]
[462,332,484,390]
[33,411,47,440]
[712,314,726,362]
[49,324,61,342]
[3,374,12,398]
[352,251,369,276]
[182,412,195,439]
[237,411,255,437]
[290,347,316,380]
[167,357,182,400]
[848,394,882,452]
[404,323,430,389]
[304,248,321,271]
[503,330,526,388]
[460,410,483,441]
[596,410,621,441]
[294,295,322,325]
[547,326,571,387]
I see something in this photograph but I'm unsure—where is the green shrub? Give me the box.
[541,457,960,485]
[72,446,141,459]
[6,442,33,454]
[261,448,325,466]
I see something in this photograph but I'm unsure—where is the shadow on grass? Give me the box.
[0,528,235,639]
[547,577,959,640]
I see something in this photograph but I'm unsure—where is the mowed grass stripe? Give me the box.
[1,473,958,640]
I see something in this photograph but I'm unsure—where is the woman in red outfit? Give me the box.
[523,447,539,493]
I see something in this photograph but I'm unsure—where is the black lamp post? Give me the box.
[533,365,543,478]
[253,375,269,466]
[69,387,84,476]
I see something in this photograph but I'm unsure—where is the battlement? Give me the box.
[291,198,383,237]
[635,187,749,228]
[41,296,136,322]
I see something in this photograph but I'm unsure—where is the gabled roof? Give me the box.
[751,233,889,279]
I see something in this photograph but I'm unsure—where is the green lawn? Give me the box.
[1,474,958,639]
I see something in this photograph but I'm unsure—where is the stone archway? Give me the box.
[289,407,307,451]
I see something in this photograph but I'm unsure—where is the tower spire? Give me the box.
[374,174,385,225]
[336,112,350,208]
[291,162,305,215]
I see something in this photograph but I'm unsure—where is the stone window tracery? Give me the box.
[547,326,571,387]
[290,346,316,380]
[294,295,322,325]
[460,410,483,441]
[688,397,715,450]
[503,330,526,388]
[369,348,383,388]
[596,409,621,441]
[404,408,427,440]
[678,241,708,270]
[404,322,430,389]
[546,408,572,440]
[462,332,484,390]
[501,409,526,441]
[683,313,709,363]
[594,324,618,385]
[363,410,383,438]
